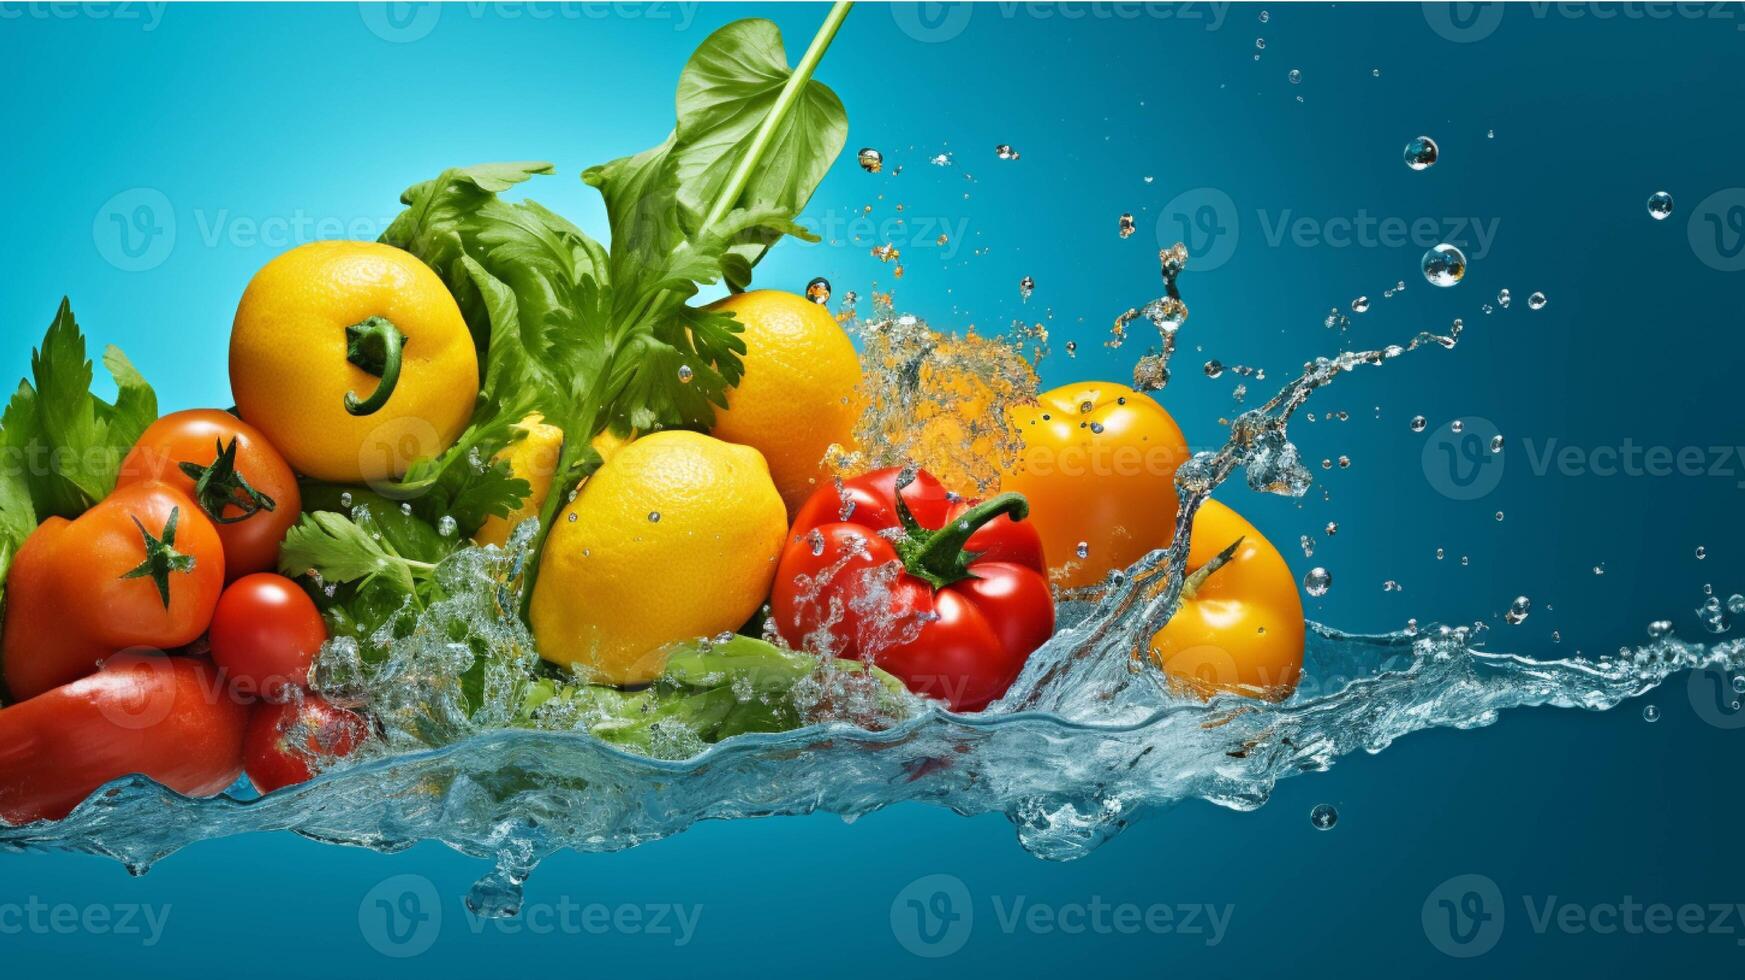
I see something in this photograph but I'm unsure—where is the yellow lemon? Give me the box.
[529,430,788,686]
[473,415,631,547]
[707,290,861,515]
[229,240,478,484]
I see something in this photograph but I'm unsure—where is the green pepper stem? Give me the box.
[898,491,1030,590]
[343,316,406,417]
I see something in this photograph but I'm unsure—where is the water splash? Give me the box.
[1,245,1726,921]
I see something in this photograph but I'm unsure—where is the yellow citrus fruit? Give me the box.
[229,240,478,484]
[529,430,788,686]
[473,415,631,548]
[707,290,861,515]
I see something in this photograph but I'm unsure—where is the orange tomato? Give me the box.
[116,409,301,580]
[1147,498,1304,700]
[1001,382,1191,589]
[1,483,226,702]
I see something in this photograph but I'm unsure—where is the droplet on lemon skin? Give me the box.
[529,431,788,687]
[473,417,630,547]
[706,290,863,516]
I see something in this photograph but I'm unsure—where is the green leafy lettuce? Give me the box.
[375,16,847,555]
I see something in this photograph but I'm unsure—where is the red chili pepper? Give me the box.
[772,468,1054,712]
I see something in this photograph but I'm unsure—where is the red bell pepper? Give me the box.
[0,652,248,825]
[772,467,1054,712]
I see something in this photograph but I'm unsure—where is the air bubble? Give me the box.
[1304,567,1332,597]
[1647,191,1674,220]
[857,147,883,173]
[1422,243,1467,287]
[1309,803,1338,830]
[1403,135,1439,171]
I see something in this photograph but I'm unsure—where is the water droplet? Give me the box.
[436,515,457,538]
[1593,563,1606,576]
[857,147,883,173]
[566,512,578,523]
[1528,291,1548,310]
[1371,67,1381,78]
[1324,521,1338,535]
[1489,434,1505,454]
[1351,296,1370,313]
[1258,9,1269,22]
[339,492,353,508]
[399,502,413,516]
[1450,419,1464,433]
[1403,135,1439,171]
[1421,243,1467,287]
[805,277,831,304]
[1304,567,1332,597]
[1204,359,1225,379]
[1733,674,1745,693]
[1494,510,1505,522]
[1088,421,1105,434]
[1505,595,1531,624]
[1409,415,1427,433]
[1075,541,1090,559]
[647,511,661,523]
[1288,68,1302,84]
[677,364,694,384]
[1337,455,1351,469]
[1018,275,1035,301]
[1642,704,1661,723]
[1309,803,1338,830]
[1118,213,1136,238]
[1729,594,1745,615]
[995,143,1020,161]
[1694,545,1707,560]
[1647,620,1673,639]
[1497,288,1512,309]
[1647,191,1674,220]
[808,528,826,557]
[1255,37,1266,50]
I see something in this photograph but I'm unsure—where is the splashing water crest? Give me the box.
[4,245,1737,919]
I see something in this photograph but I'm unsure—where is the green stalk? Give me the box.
[701,0,852,231]
[518,3,854,618]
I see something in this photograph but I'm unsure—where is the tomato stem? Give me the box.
[342,316,406,417]
[895,490,1030,590]
[119,506,197,609]
[1179,535,1244,602]
[178,437,275,524]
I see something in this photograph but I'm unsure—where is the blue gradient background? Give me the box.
[3,1,1744,974]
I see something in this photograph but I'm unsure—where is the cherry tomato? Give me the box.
[117,409,301,580]
[1001,382,1191,589]
[208,573,327,702]
[2,483,225,703]
[1147,499,1304,700]
[243,696,366,794]
[0,653,248,825]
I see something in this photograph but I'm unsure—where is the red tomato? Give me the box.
[208,573,327,702]
[243,696,366,794]
[117,409,302,580]
[0,653,248,825]
[1,483,225,703]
